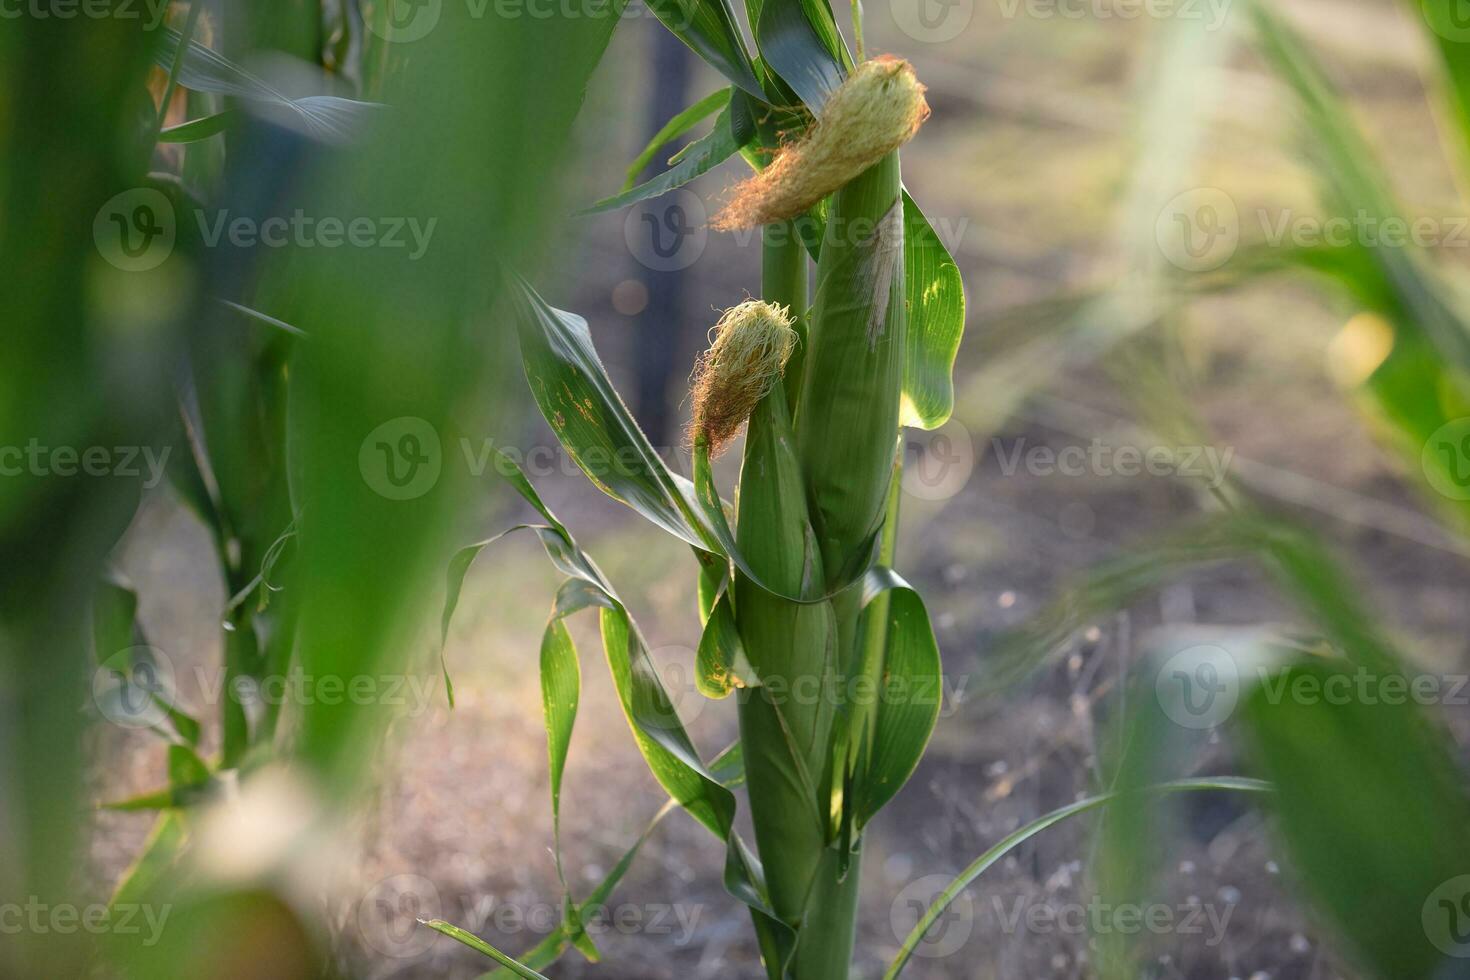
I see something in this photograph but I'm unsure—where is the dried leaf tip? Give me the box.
[690,301,798,456]
[711,56,929,231]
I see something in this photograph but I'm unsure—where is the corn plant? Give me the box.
[433,2,967,974]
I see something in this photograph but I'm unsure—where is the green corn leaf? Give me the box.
[1242,4,1470,531]
[446,452,796,970]
[696,549,727,624]
[108,812,190,909]
[899,191,965,429]
[580,90,755,215]
[541,589,597,962]
[753,0,849,112]
[621,88,732,192]
[92,572,142,664]
[509,277,710,547]
[441,536,608,954]
[1020,503,1470,978]
[1419,0,1470,179]
[789,191,966,431]
[154,28,382,144]
[642,0,764,99]
[510,275,858,603]
[480,801,677,979]
[695,588,755,697]
[157,110,235,143]
[849,567,942,829]
[167,397,225,539]
[709,739,746,786]
[422,920,551,979]
[1249,0,1470,373]
[166,744,210,790]
[1242,660,1470,978]
[1101,626,1470,979]
[883,777,1272,980]
[99,789,180,812]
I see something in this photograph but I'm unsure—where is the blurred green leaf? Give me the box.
[155,28,382,143]
[157,110,235,144]
[1243,660,1470,978]
[886,778,1271,980]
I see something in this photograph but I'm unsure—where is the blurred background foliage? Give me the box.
[6,0,1470,977]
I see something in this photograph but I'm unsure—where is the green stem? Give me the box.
[737,221,828,926]
[789,149,908,979]
[153,1,205,146]
[852,447,902,761]
[220,609,256,769]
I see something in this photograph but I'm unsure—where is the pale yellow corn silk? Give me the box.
[690,300,798,455]
[712,55,929,231]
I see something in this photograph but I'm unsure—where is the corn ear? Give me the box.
[796,151,906,586]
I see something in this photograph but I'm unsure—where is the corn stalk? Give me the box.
[438,11,963,969]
